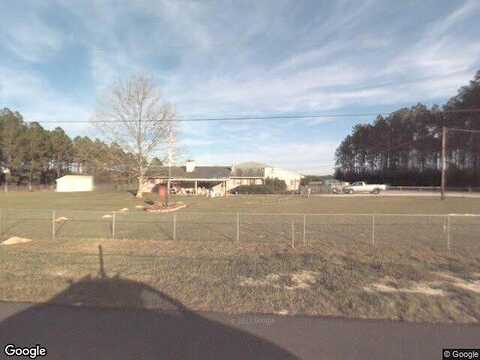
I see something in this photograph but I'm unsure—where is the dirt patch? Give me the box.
[435,272,480,294]
[145,202,186,213]
[1,237,33,245]
[287,271,318,290]
[239,274,281,288]
[239,271,319,291]
[364,278,446,296]
[453,281,480,294]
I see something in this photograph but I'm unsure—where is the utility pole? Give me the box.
[165,127,176,207]
[166,163,171,206]
[441,126,447,200]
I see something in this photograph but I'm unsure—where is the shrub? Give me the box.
[231,178,288,194]
[231,185,273,194]
[265,178,287,193]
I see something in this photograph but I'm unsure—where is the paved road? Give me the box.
[314,190,480,198]
[0,301,478,360]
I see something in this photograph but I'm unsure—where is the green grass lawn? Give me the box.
[0,190,144,210]
[2,190,480,213]
[1,190,479,323]
[1,191,479,251]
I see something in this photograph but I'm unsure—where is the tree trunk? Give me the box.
[136,175,144,198]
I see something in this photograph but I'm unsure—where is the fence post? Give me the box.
[112,212,116,241]
[52,210,56,241]
[236,213,240,242]
[446,215,451,252]
[291,220,295,249]
[303,214,306,246]
[173,214,177,241]
[1,209,5,238]
[371,215,375,246]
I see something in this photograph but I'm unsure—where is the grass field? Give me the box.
[1,191,480,323]
[1,191,479,251]
[3,190,480,213]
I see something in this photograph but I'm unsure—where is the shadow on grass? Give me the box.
[0,246,297,360]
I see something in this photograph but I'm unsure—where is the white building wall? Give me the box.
[226,177,264,191]
[56,175,94,192]
[264,167,302,191]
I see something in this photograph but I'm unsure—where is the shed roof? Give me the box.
[56,175,93,181]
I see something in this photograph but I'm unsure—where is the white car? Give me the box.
[343,181,386,194]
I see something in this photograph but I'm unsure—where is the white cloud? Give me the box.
[383,1,480,78]
[193,141,337,175]
[1,0,480,174]
[0,13,63,62]
[0,66,90,134]
[427,0,479,39]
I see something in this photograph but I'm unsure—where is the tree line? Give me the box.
[1,75,176,197]
[335,71,480,187]
[0,107,148,189]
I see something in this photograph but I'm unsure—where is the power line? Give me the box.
[446,127,480,134]
[36,112,387,124]
[30,108,480,124]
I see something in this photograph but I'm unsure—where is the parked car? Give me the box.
[329,181,350,194]
[343,181,387,194]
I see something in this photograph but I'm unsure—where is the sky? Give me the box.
[1,0,480,175]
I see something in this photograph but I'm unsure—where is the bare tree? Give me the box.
[91,74,177,197]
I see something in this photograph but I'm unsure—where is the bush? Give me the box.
[265,178,287,193]
[231,178,288,194]
[231,185,274,194]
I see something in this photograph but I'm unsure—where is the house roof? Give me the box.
[146,166,231,179]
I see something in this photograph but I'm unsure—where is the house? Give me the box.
[56,175,94,192]
[142,160,231,196]
[228,162,266,191]
[143,160,303,195]
[305,180,325,194]
[231,162,303,191]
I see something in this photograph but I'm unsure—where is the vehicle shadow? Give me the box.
[0,247,297,360]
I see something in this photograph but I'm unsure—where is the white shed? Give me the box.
[56,175,94,192]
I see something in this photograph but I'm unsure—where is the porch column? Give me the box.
[195,180,198,195]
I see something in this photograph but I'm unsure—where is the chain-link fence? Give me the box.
[0,208,479,252]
